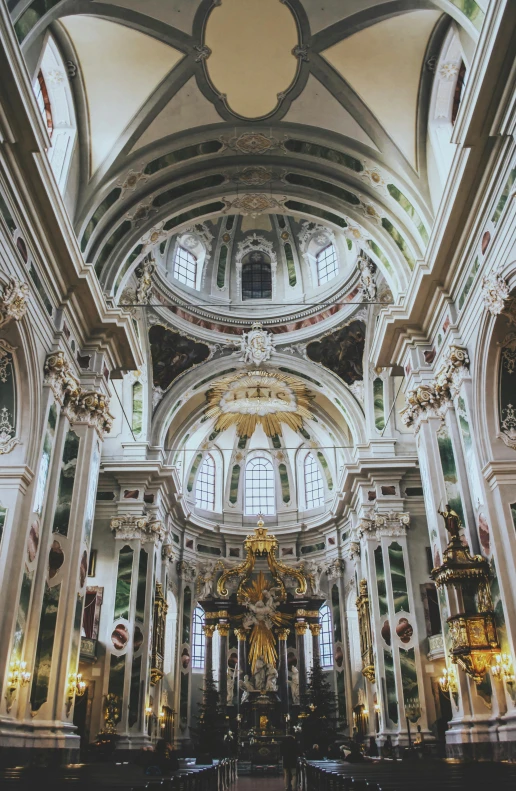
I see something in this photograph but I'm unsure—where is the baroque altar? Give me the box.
[197,518,326,735]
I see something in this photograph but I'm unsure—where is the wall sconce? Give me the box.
[492,653,515,684]
[159,710,165,728]
[5,660,31,712]
[65,672,86,714]
[145,706,153,718]
[374,703,380,714]
[438,666,457,695]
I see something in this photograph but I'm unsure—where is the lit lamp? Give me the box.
[159,710,166,728]
[438,665,458,695]
[6,660,31,712]
[492,653,515,685]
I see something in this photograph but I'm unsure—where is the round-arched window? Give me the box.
[242,251,272,300]
[195,454,215,510]
[245,456,275,515]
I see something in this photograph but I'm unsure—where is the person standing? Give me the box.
[281,735,299,791]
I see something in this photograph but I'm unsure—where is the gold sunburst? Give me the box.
[205,370,314,437]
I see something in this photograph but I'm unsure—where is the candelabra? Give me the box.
[5,660,31,712]
[492,653,515,685]
[65,672,86,714]
[438,665,458,695]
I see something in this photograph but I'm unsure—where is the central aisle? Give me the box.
[237,777,285,791]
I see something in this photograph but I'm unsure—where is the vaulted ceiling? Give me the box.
[12,0,485,295]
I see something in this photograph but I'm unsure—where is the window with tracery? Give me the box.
[316,243,338,285]
[242,252,272,300]
[192,605,205,669]
[174,246,198,289]
[245,457,275,515]
[319,603,334,668]
[304,453,324,509]
[196,455,215,510]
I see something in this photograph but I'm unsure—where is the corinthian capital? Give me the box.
[44,351,81,405]
[359,511,410,539]
[65,390,114,437]
[110,515,149,541]
[0,277,29,327]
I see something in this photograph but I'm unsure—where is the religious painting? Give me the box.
[149,324,211,392]
[381,619,391,646]
[48,539,64,579]
[306,320,366,385]
[396,617,413,644]
[111,623,129,650]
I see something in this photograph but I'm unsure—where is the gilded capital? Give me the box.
[235,628,248,641]
[309,624,321,637]
[277,629,290,640]
[295,621,308,636]
[203,624,216,638]
[218,623,230,637]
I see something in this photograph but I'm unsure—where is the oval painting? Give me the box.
[111,623,129,650]
[48,539,64,579]
[27,519,40,563]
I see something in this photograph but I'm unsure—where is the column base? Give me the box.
[0,718,80,766]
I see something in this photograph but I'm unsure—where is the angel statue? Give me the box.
[227,666,236,705]
[240,571,291,679]
[305,560,324,596]
[197,559,219,599]
[253,656,267,691]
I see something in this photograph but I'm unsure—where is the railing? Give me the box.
[80,637,97,661]
[428,633,444,658]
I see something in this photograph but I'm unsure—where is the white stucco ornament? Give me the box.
[239,323,274,366]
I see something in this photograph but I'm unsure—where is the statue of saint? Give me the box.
[438,504,462,541]
[253,655,267,691]
[265,663,278,692]
[227,666,235,705]
[290,666,300,705]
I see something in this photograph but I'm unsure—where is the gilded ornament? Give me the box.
[235,628,248,641]
[277,629,290,640]
[204,370,314,438]
[202,624,216,638]
[236,166,273,186]
[294,621,308,636]
[356,579,376,684]
[225,132,279,155]
[226,193,285,217]
[218,623,230,637]
[309,624,321,637]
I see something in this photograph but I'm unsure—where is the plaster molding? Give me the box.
[110,514,165,545]
[482,269,510,316]
[326,557,345,579]
[0,277,29,328]
[401,345,469,431]
[177,559,197,582]
[358,510,410,539]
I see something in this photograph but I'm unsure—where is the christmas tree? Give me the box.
[192,672,228,759]
[301,658,339,754]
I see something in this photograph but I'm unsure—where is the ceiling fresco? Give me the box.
[306,319,366,385]
[149,324,211,391]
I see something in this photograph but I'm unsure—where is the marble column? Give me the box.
[277,629,289,713]
[235,628,247,690]
[218,623,230,709]
[309,623,321,665]
[295,621,308,702]
[203,624,216,686]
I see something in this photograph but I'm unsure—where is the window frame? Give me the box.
[319,603,334,668]
[173,245,198,289]
[191,604,205,670]
[316,243,339,285]
[195,454,216,510]
[304,452,325,510]
[244,456,275,515]
[241,254,273,300]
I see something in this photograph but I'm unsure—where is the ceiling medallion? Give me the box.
[236,166,273,186]
[226,193,285,217]
[204,370,314,438]
[239,322,274,366]
[226,133,280,155]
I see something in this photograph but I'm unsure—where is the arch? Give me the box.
[319,602,334,668]
[195,454,216,510]
[191,604,205,670]
[244,456,275,515]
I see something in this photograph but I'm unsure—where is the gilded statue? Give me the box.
[240,571,290,674]
[438,504,462,541]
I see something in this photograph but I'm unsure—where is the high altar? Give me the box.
[197,519,326,740]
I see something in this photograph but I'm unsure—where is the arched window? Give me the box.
[192,605,205,669]
[319,603,334,668]
[32,37,77,192]
[242,252,272,300]
[35,72,53,137]
[304,453,324,509]
[196,455,215,510]
[316,243,338,285]
[245,457,275,515]
[174,246,197,289]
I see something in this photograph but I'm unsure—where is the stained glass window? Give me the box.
[245,457,275,515]
[316,243,338,285]
[304,453,324,509]
[319,603,334,667]
[192,605,205,669]
[174,246,197,289]
[196,455,215,510]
